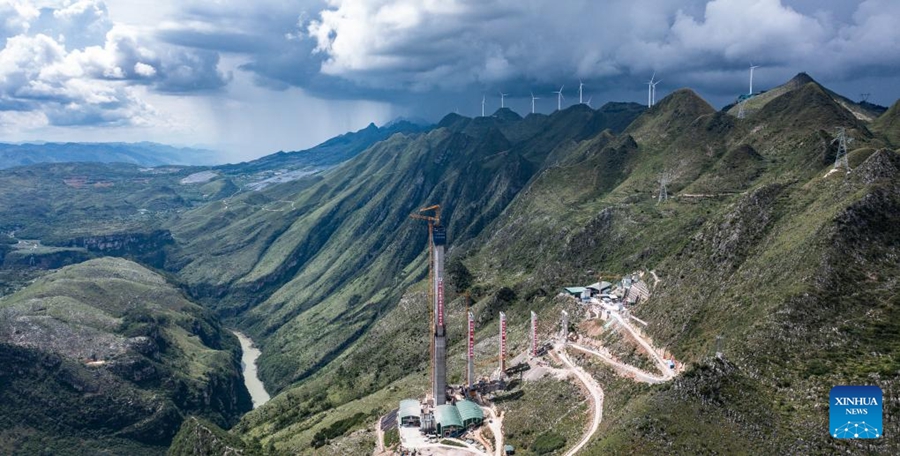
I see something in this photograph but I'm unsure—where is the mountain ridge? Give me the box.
[0,142,220,169]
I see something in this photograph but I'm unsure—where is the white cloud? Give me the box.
[134,61,155,77]
[0,1,228,131]
[0,1,39,38]
[669,0,826,61]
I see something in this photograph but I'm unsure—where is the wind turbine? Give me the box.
[749,63,759,95]
[481,95,485,117]
[578,79,584,104]
[647,72,656,108]
[553,85,565,111]
[499,91,508,109]
[585,96,593,108]
[651,79,662,106]
[530,92,540,114]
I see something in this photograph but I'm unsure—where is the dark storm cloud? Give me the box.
[4,0,900,130]
[153,49,231,93]
[165,0,897,111]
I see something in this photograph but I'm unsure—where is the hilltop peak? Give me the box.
[787,72,816,88]
[382,116,432,128]
[623,88,716,143]
[492,107,523,121]
[666,87,709,102]
[640,88,716,119]
[757,80,860,129]
[565,103,595,113]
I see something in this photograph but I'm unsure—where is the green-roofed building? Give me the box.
[399,399,421,427]
[564,286,586,296]
[434,404,463,437]
[455,400,484,428]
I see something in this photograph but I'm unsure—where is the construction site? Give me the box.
[379,206,685,456]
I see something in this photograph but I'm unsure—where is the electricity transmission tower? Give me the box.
[737,99,746,119]
[832,127,853,173]
[657,170,674,204]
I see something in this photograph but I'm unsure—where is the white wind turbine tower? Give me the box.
[531,92,540,114]
[499,91,509,109]
[651,79,662,106]
[579,79,584,104]
[647,72,656,108]
[481,95,486,117]
[553,85,565,111]
[749,63,759,95]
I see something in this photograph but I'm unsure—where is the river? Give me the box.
[232,331,271,409]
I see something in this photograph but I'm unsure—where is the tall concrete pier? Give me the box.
[467,311,475,389]
[432,225,447,405]
[499,311,507,374]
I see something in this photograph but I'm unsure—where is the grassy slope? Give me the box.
[0,258,251,455]
[216,83,900,453]
[460,84,900,453]
[872,99,900,148]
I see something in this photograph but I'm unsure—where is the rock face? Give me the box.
[0,258,251,455]
[66,230,175,268]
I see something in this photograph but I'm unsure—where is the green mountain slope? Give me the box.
[157,78,900,453]
[164,103,643,398]
[0,258,251,455]
[235,77,897,453]
[459,83,899,454]
[872,99,900,147]
[726,73,887,122]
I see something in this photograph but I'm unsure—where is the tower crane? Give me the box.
[410,204,443,403]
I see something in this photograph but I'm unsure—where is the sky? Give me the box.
[0,0,898,162]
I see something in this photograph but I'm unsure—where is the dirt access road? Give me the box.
[568,343,670,384]
[553,345,604,456]
[608,311,676,380]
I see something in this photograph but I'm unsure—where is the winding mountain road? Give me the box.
[554,345,604,456]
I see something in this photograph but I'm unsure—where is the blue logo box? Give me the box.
[830,386,882,439]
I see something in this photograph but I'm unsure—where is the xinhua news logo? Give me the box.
[830,386,882,439]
